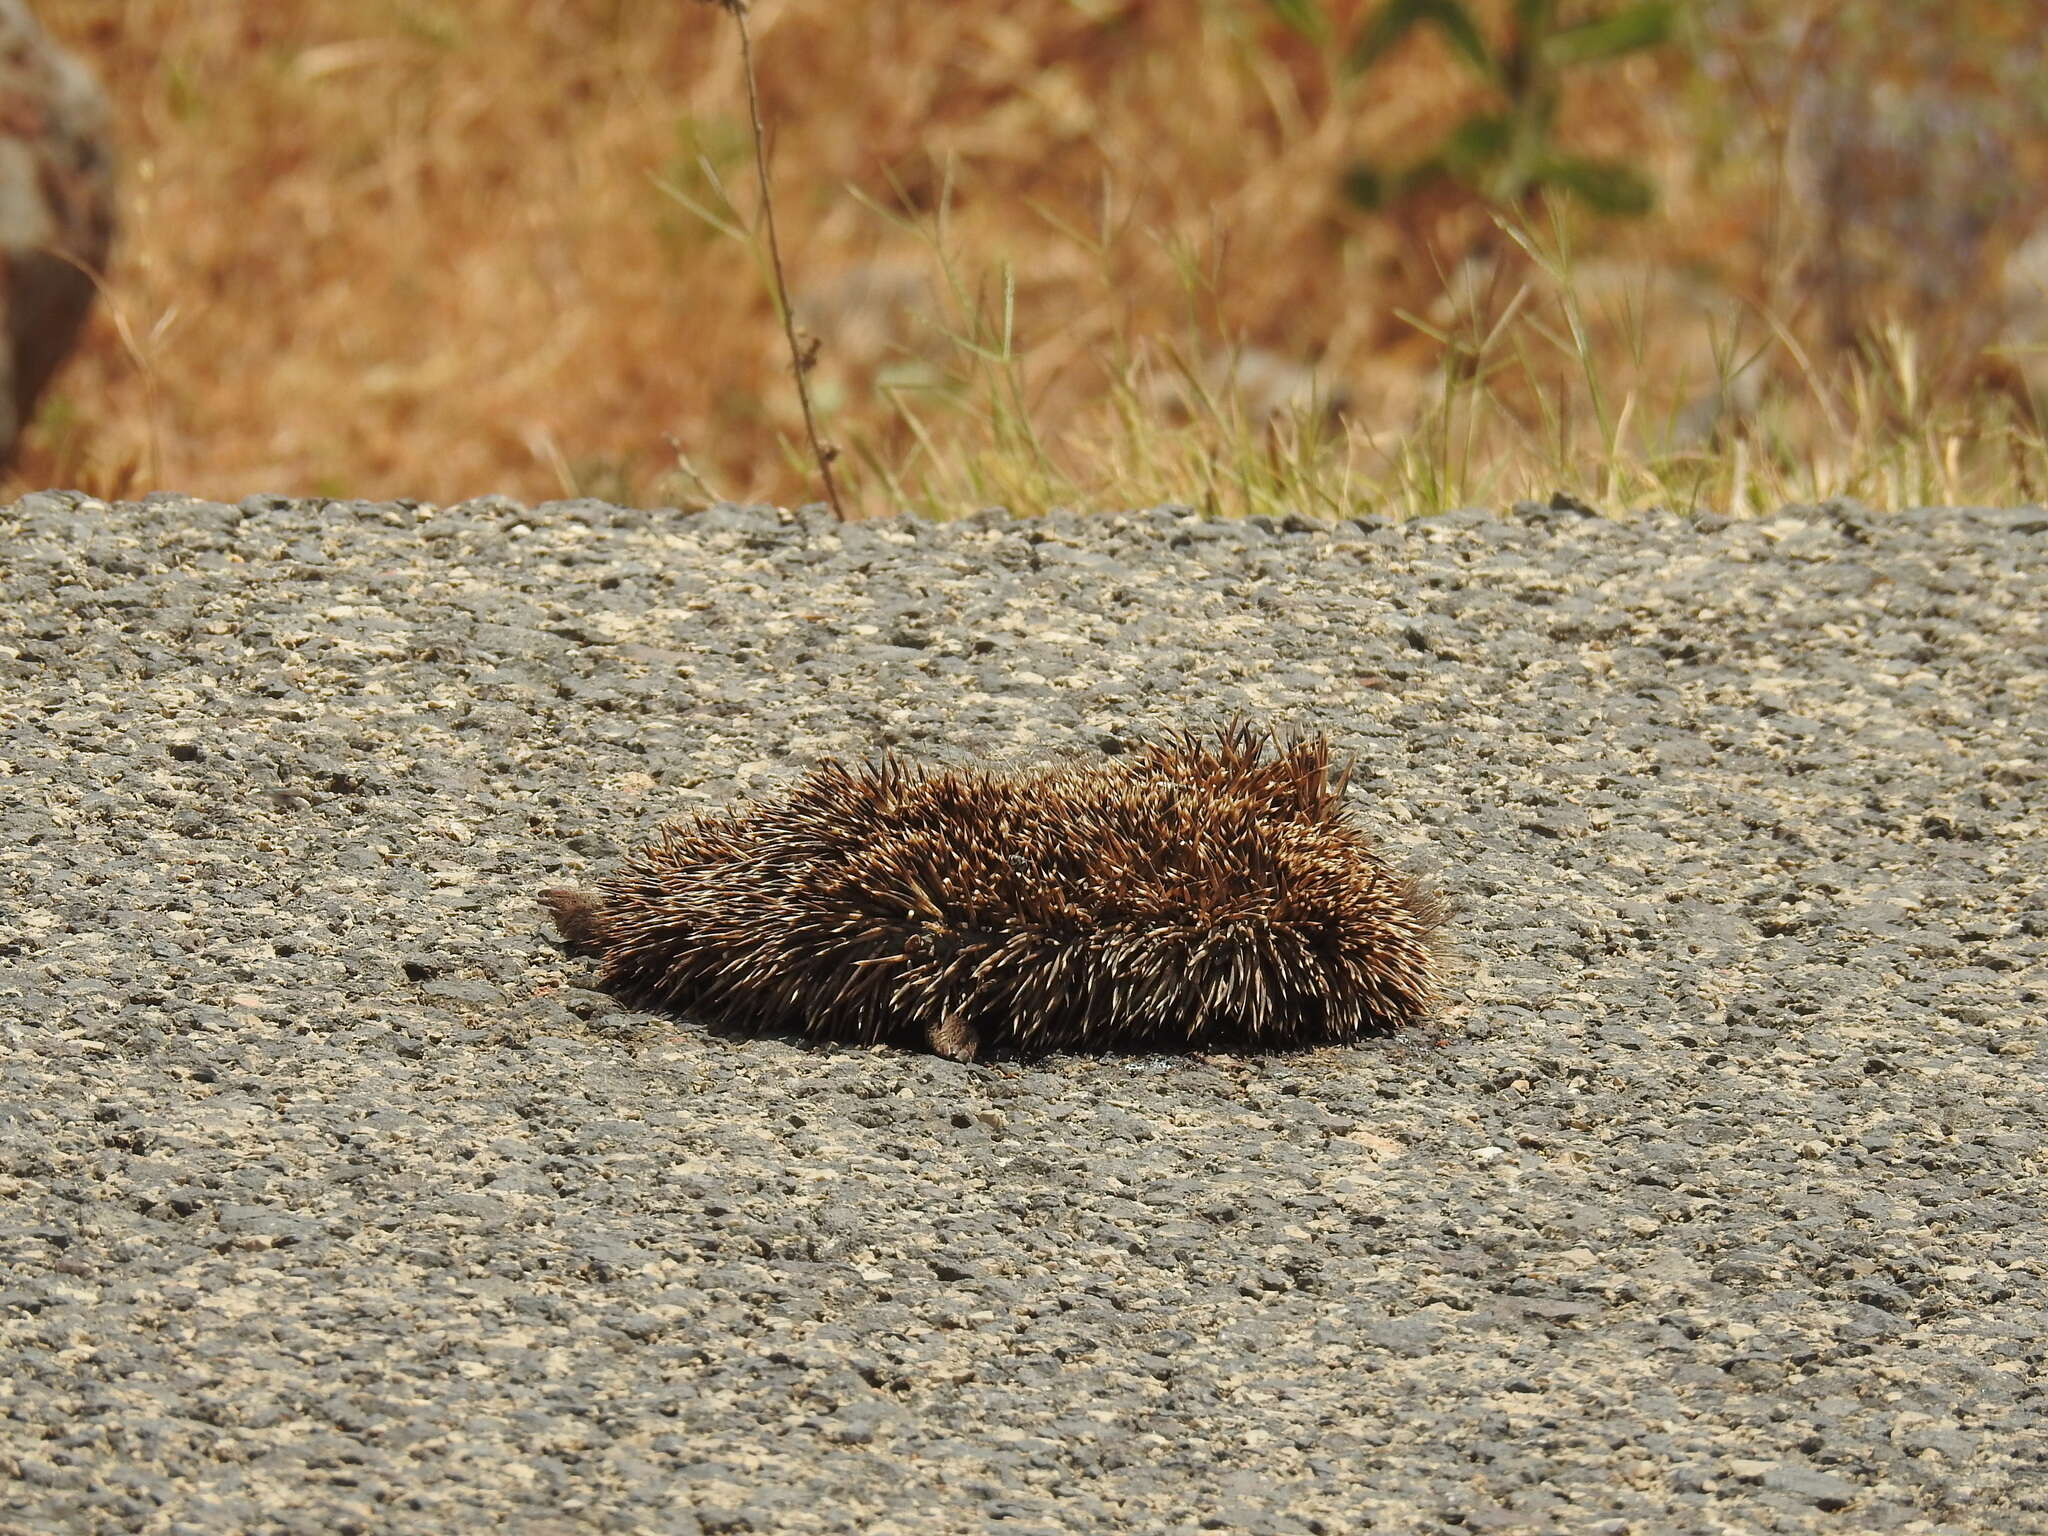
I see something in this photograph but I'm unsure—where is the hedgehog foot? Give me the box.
[926,1013,980,1063]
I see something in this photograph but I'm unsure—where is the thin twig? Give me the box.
[707,0,846,521]
[44,244,163,490]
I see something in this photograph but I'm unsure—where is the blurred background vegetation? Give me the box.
[16,0,2048,516]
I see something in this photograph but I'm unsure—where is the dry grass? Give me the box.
[12,0,2048,516]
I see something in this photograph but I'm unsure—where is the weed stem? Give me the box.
[723,2,847,521]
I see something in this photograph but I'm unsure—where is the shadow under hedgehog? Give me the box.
[542,722,1447,1061]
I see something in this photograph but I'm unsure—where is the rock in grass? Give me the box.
[0,0,116,465]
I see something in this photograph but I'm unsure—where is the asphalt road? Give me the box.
[2,491,2042,1535]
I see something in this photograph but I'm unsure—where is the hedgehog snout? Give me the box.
[541,887,611,953]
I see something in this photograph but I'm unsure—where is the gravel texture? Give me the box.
[1,489,2043,1536]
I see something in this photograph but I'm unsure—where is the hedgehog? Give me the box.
[541,722,1446,1061]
